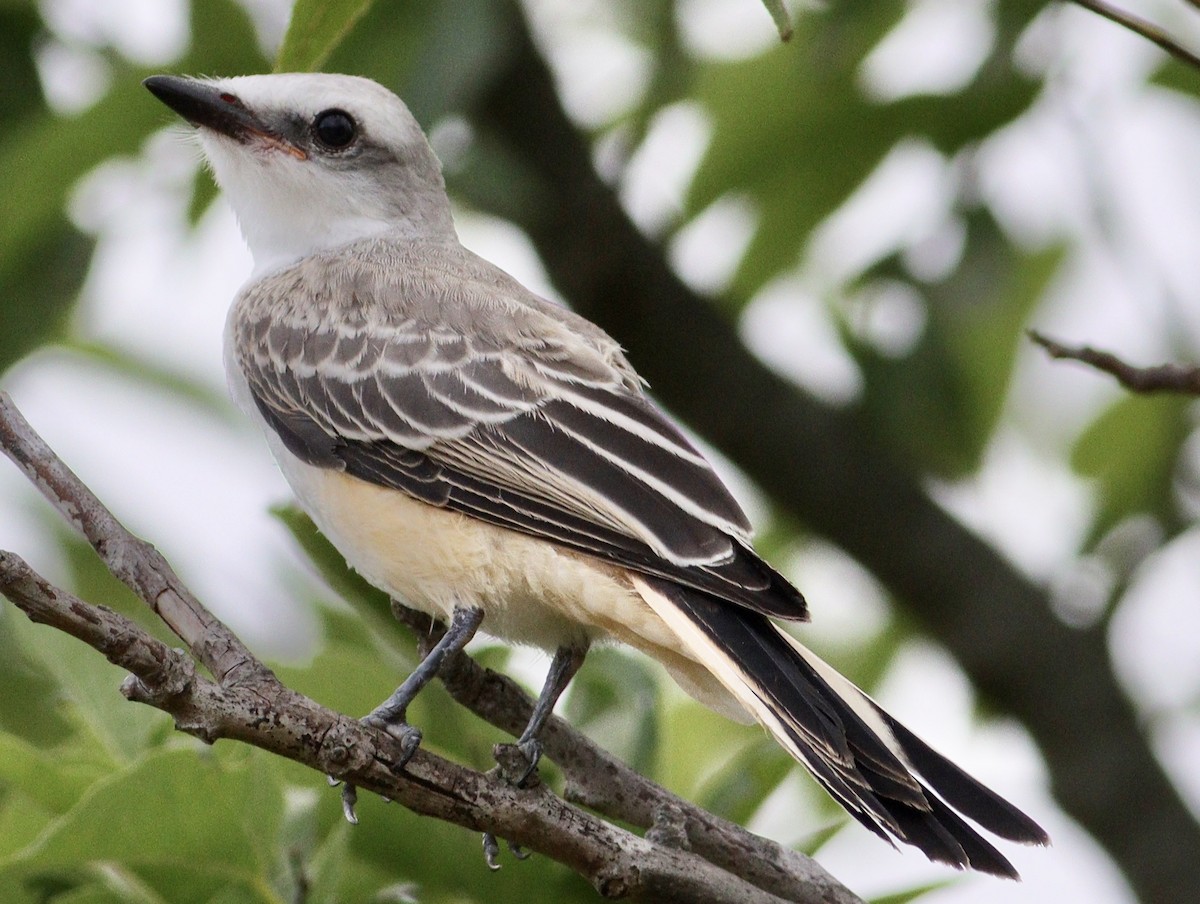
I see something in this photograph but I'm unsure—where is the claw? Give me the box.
[363,714,423,771]
[341,783,359,825]
[480,832,530,869]
[493,741,542,788]
[482,832,502,870]
[394,723,423,768]
[514,737,542,787]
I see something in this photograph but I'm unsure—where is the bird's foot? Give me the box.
[330,716,423,825]
[482,832,532,870]
[362,711,424,767]
[493,737,542,788]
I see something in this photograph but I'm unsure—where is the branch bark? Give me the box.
[0,391,861,904]
[1066,0,1200,72]
[389,604,847,901]
[457,5,1200,902]
[1030,330,1200,395]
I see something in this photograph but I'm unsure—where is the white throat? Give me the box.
[240,204,396,279]
[200,133,455,280]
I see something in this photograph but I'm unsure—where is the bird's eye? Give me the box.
[312,109,357,150]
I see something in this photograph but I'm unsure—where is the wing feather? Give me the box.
[234,253,807,620]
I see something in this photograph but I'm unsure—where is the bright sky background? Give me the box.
[5,0,1200,901]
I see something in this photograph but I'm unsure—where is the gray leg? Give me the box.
[511,644,587,784]
[484,644,587,868]
[340,605,484,824]
[366,605,484,731]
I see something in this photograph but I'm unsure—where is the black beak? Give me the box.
[144,75,269,143]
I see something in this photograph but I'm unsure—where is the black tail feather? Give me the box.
[876,707,1051,846]
[640,576,1048,877]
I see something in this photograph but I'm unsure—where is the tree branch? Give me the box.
[0,391,861,904]
[0,392,267,687]
[1067,0,1200,72]
[457,4,1200,901]
[388,604,849,901]
[1030,330,1200,394]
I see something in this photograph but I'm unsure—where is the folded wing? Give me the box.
[235,297,808,620]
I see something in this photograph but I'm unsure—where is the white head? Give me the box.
[146,73,456,276]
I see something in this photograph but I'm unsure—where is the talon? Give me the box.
[482,832,501,871]
[515,737,542,786]
[326,774,341,787]
[395,724,422,767]
[341,783,359,825]
[363,714,423,770]
[493,741,542,787]
[508,839,531,860]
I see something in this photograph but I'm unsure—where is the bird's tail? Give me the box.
[631,575,1050,878]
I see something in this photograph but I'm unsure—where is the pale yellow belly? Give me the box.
[278,456,750,721]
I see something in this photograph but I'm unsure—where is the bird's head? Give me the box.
[145,73,456,275]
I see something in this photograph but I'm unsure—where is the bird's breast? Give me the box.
[275,451,661,652]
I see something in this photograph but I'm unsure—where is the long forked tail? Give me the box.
[632,575,1050,878]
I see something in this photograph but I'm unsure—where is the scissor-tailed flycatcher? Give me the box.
[145,73,1047,876]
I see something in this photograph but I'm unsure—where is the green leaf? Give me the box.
[0,229,92,377]
[0,0,267,375]
[696,738,792,824]
[565,648,660,773]
[0,606,74,745]
[1150,57,1200,98]
[796,821,845,857]
[687,2,1041,302]
[344,789,597,904]
[0,787,55,862]
[657,696,760,798]
[1071,393,1192,546]
[0,732,110,816]
[0,747,285,904]
[275,0,380,72]
[8,600,168,763]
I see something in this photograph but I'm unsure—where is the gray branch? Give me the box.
[1030,330,1200,395]
[1066,0,1200,73]
[0,391,861,904]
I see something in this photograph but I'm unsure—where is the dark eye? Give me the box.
[312,109,356,149]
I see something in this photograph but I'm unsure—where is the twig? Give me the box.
[0,391,861,904]
[0,392,267,687]
[1067,0,1200,72]
[1029,331,1200,394]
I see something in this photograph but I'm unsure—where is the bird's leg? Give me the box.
[501,644,588,787]
[366,603,484,739]
[339,605,484,823]
[483,643,587,867]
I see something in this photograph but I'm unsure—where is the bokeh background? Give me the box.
[1,0,1199,902]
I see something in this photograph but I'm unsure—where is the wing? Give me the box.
[234,259,806,620]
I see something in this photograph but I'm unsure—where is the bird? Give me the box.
[144,71,1049,877]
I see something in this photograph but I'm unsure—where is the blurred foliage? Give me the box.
[846,211,1065,476]
[0,0,1198,901]
[275,0,378,72]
